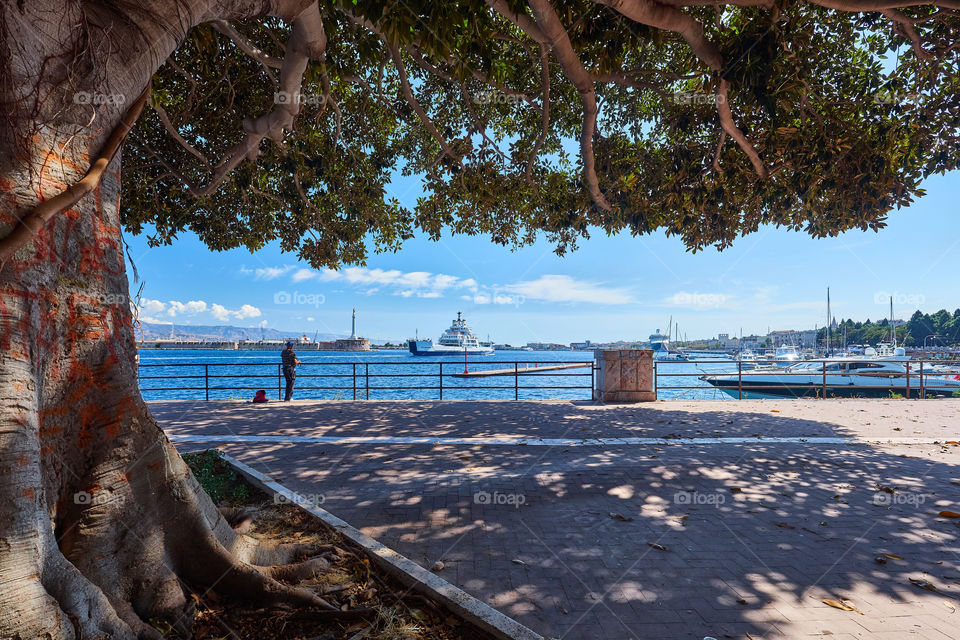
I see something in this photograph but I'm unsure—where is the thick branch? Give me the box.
[183,3,327,197]
[881,9,935,59]
[151,102,211,167]
[386,44,462,166]
[716,79,768,178]
[527,45,551,186]
[0,84,151,265]
[527,0,612,210]
[485,0,550,44]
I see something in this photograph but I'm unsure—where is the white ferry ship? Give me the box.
[408,312,495,356]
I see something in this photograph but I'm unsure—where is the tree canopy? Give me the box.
[120,0,960,269]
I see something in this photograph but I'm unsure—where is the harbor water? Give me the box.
[137,349,736,401]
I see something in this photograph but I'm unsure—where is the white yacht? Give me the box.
[701,346,960,398]
[408,312,494,356]
[649,329,689,361]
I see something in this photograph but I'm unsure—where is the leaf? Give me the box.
[773,521,796,529]
[910,578,938,592]
[511,559,526,565]
[609,512,634,522]
[945,441,960,446]
[822,599,864,614]
[881,553,903,560]
[945,601,956,613]
[938,511,960,518]
[647,542,667,551]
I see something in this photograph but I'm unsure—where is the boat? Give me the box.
[700,346,960,398]
[649,318,689,361]
[408,312,495,356]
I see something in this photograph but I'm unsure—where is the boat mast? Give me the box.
[826,287,832,356]
[889,296,895,345]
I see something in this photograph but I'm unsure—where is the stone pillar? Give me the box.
[593,349,656,402]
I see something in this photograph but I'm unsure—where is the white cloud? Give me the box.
[139,298,166,316]
[502,275,634,305]
[167,300,207,316]
[212,302,262,322]
[294,266,476,299]
[246,265,294,280]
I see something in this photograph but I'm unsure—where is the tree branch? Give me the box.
[527,0,612,210]
[0,84,151,265]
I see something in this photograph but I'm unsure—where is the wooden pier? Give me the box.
[452,363,590,378]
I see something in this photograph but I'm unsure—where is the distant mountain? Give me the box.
[138,322,342,342]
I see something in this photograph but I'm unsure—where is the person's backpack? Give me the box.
[252,389,268,403]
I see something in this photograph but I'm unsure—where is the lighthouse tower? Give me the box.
[350,308,357,340]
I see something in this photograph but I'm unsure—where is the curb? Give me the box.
[219,452,546,640]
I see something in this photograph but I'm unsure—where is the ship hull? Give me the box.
[408,339,493,356]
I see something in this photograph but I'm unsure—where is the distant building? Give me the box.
[766,329,818,349]
[570,340,593,350]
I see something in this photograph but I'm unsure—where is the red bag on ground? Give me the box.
[252,390,268,403]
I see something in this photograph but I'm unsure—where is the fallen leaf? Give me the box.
[511,559,526,566]
[647,543,667,551]
[609,512,634,522]
[431,561,444,572]
[910,578,938,592]
[770,410,780,413]
[736,598,748,605]
[881,553,903,560]
[773,521,796,529]
[946,441,960,446]
[876,485,895,494]
[822,599,864,614]
[945,601,956,613]
[938,511,960,518]
[730,487,743,493]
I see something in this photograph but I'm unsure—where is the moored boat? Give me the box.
[408,312,494,356]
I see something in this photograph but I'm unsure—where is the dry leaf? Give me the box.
[773,521,796,529]
[938,511,960,518]
[511,559,526,566]
[609,512,634,522]
[881,553,903,560]
[945,601,956,613]
[647,542,667,551]
[822,599,864,614]
[770,410,780,413]
[909,578,938,592]
[431,561,444,572]
[945,441,960,446]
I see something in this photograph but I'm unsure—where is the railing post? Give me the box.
[822,360,827,399]
[352,363,357,401]
[738,360,742,400]
[278,364,282,400]
[365,362,369,400]
[204,364,209,401]
[920,361,925,399]
[515,362,519,401]
[439,362,443,400]
[906,361,911,398]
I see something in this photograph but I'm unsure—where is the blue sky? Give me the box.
[125,171,957,345]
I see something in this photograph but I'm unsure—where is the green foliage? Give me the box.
[819,308,960,346]
[182,450,251,504]
[121,4,960,267]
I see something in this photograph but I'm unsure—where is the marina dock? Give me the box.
[452,363,590,378]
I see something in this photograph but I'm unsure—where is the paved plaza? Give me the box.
[156,399,960,640]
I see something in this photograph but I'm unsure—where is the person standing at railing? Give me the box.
[281,341,301,401]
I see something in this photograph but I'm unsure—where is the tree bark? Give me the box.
[0,2,330,638]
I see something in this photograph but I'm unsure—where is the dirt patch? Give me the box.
[182,450,495,640]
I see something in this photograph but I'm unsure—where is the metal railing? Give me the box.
[654,358,960,399]
[137,360,596,401]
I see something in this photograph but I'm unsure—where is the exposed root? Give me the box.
[257,555,331,583]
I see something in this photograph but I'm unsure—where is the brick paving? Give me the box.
[155,399,960,640]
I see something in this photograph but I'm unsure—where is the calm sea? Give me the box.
[137,349,735,401]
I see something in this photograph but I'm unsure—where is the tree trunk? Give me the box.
[0,3,328,638]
